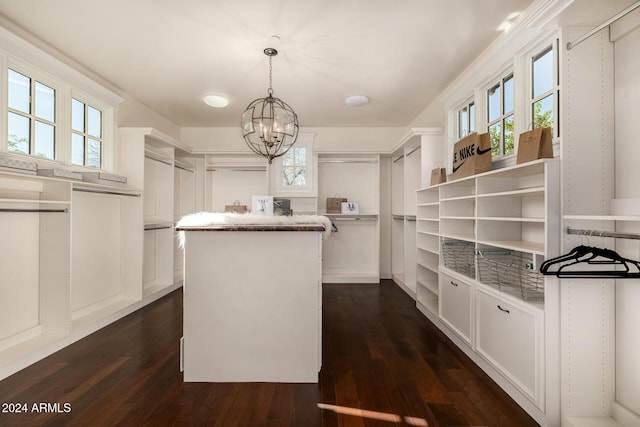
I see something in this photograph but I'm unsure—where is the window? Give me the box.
[281,146,307,187]
[7,69,56,159]
[71,98,102,168]
[531,46,556,131]
[457,101,475,139]
[487,73,514,157]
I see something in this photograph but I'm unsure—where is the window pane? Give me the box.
[294,167,306,186]
[458,106,468,138]
[34,121,54,159]
[72,99,85,132]
[469,103,475,133]
[282,166,294,186]
[282,151,293,166]
[488,83,501,122]
[87,106,101,138]
[87,138,101,168]
[504,114,514,155]
[8,69,31,114]
[488,122,501,157]
[533,48,553,98]
[72,133,85,165]
[533,94,554,129]
[294,147,306,166]
[503,75,514,114]
[8,112,30,154]
[35,82,55,122]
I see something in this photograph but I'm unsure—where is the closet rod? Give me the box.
[317,159,378,164]
[392,214,404,220]
[405,146,420,157]
[73,188,141,197]
[331,217,377,221]
[566,0,640,50]
[0,208,68,213]
[174,163,194,173]
[392,154,405,163]
[144,154,173,166]
[145,225,173,231]
[206,168,266,172]
[567,227,640,241]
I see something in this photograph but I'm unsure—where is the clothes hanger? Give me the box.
[540,245,640,278]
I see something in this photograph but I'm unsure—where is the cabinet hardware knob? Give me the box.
[450,281,458,287]
[497,305,510,313]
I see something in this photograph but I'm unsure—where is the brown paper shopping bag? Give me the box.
[430,162,446,186]
[451,132,492,180]
[326,197,347,214]
[516,127,553,164]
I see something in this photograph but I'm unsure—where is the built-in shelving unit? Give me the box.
[318,154,380,283]
[416,158,560,424]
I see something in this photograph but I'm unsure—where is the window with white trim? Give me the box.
[530,45,557,133]
[456,100,475,139]
[71,98,103,168]
[272,136,313,194]
[7,68,56,159]
[487,73,514,157]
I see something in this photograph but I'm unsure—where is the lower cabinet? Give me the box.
[475,286,544,408]
[439,271,472,344]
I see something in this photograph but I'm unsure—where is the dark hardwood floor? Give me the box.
[0,280,538,426]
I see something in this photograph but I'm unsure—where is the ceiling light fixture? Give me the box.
[345,95,369,107]
[204,95,229,108]
[241,48,299,164]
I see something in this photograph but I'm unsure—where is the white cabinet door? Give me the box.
[439,271,472,344]
[475,287,544,407]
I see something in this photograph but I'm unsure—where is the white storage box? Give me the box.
[341,201,359,214]
[0,156,37,175]
[82,171,128,186]
[37,168,83,181]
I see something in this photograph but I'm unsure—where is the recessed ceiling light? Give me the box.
[345,95,369,107]
[204,95,229,108]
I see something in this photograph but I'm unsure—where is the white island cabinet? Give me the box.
[176,217,326,383]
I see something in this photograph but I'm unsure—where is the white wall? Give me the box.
[181,126,405,154]
[118,96,181,142]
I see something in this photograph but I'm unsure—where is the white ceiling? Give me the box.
[0,0,555,128]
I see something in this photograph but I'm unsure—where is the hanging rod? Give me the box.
[406,215,417,222]
[566,0,640,50]
[0,208,68,213]
[145,225,173,231]
[330,217,378,221]
[206,167,266,172]
[144,151,173,166]
[392,214,404,220]
[174,162,194,173]
[405,146,420,158]
[567,227,640,241]
[392,154,405,163]
[73,188,141,197]
[317,159,378,164]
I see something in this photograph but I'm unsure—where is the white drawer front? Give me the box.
[475,288,542,406]
[439,271,472,344]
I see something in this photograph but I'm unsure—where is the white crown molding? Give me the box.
[0,16,123,106]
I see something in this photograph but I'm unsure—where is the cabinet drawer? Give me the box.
[475,287,543,406]
[439,271,472,344]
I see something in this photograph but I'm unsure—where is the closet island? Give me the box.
[176,213,331,383]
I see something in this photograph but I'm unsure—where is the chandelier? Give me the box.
[241,48,299,164]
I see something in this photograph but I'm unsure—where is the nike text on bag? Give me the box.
[451,132,492,179]
[516,127,553,164]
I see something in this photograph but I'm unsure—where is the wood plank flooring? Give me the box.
[0,280,538,426]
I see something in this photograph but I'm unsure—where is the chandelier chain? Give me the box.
[268,55,273,96]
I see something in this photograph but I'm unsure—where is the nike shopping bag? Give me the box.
[451,132,492,180]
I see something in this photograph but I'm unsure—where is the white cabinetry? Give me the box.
[416,158,559,425]
[318,154,379,283]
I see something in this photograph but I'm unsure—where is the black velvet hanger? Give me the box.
[539,244,640,278]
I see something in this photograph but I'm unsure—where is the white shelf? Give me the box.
[417,246,439,256]
[417,202,439,207]
[476,239,545,255]
[417,217,439,222]
[417,230,439,237]
[0,198,70,205]
[478,187,545,198]
[441,215,475,220]
[478,216,545,223]
[564,214,640,221]
[440,233,475,242]
[440,194,476,202]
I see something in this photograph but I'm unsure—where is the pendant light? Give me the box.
[241,48,299,164]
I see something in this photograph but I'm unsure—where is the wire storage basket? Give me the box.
[441,239,476,279]
[476,249,544,301]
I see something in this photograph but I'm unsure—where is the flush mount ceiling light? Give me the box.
[203,95,229,108]
[345,95,370,107]
[241,47,299,164]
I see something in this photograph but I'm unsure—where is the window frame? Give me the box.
[271,135,315,195]
[528,42,560,138]
[485,72,515,158]
[456,99,476,140]
[71,97,104,169]
[6,64,59,160]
